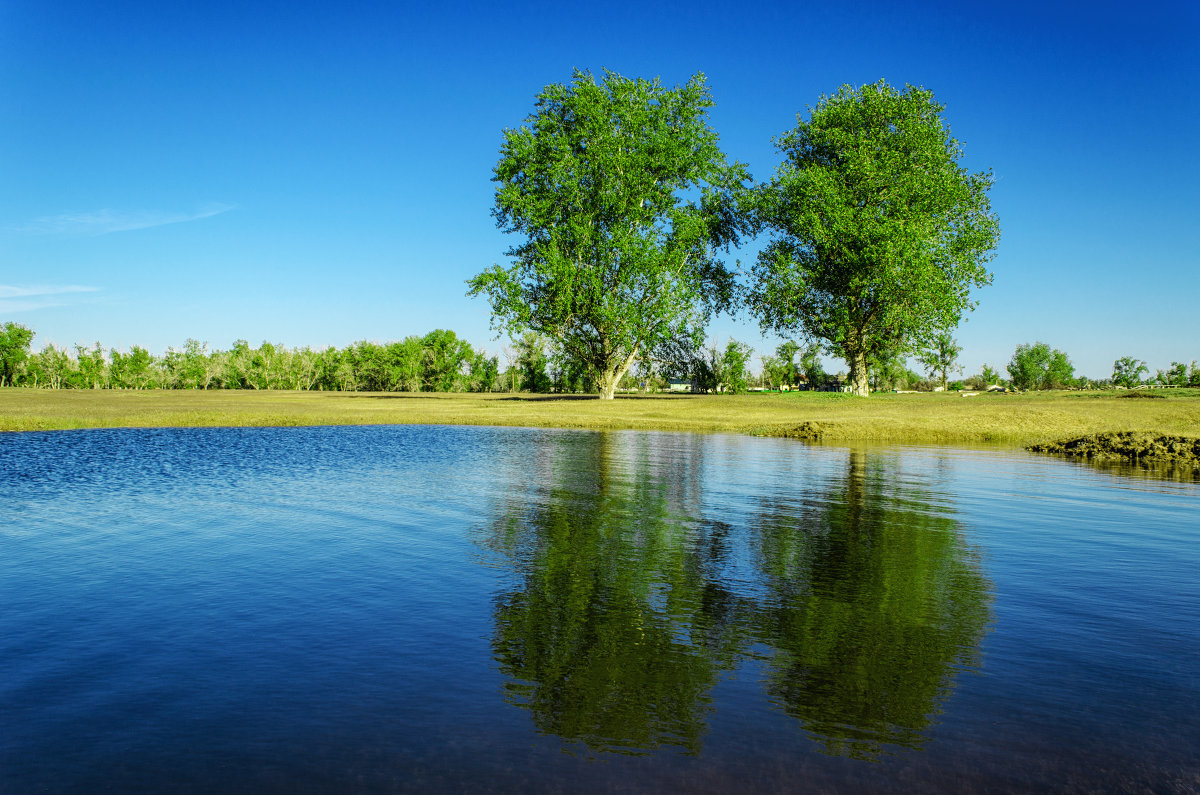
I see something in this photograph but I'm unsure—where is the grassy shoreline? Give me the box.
[2,387,1197,447]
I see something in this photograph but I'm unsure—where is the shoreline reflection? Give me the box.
[480,435,993,759]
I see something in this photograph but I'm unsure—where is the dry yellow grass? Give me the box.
[2,387,1197,446]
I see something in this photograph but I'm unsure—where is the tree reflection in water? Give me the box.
[752,447,992,759]
[480,434,992,759]
[482,432,740,755]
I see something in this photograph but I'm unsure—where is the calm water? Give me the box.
[1,425,1197,793]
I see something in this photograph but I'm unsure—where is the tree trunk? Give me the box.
[596,346,639,400]
[597,370,618,400]
[848,349,870,396]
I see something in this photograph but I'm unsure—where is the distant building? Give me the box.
[667,378,694,393]
[778,376,810,392]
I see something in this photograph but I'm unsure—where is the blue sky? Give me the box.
[2,0,1196,379]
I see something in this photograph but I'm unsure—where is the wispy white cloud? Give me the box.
[13,203,236,235]
[0,284,100,313]
[0,285,98,299]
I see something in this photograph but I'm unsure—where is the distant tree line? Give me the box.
[993,343,1199,391]
[0,321,760,395]
[0,323,502,392]
[771,334,1200,394]
[1108,355,1199,389]
[2,321,1194,395]
[958,342,1199,392]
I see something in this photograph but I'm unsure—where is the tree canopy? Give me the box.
[917,331,962,391]
[747,80,999,396]
[1112,356,1148,388]
[1008,341,1075,390]
[0,322,34,386]
[468,69,750,399]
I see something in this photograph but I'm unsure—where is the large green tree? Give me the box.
[1007,341,1075,390]
[748,80,1000,396]
[1111,355,1147,388]
[419,329,474,392]
[468,70,749,400]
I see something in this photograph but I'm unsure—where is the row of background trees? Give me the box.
[3,321,1194,394]
[0,322,782,395]
[876,338,1200,392]
[0,323,499,392]
[0,321,755,394]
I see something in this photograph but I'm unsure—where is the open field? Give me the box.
[2,387,1198,446]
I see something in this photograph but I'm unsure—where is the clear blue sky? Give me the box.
[2,0,1197,379]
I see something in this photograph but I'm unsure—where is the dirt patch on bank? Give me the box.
[1028,432,1200,465]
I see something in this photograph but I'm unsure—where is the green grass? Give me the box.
[3,387,1198,446]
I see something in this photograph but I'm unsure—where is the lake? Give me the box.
[2,425,1197,792]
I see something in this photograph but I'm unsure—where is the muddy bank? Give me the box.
[759,421,825,442]
[1028,432,1200,465]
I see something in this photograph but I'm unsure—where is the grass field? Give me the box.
[2,387,1198,446]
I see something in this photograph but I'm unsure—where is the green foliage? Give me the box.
[26,344,71,389]
[419,329,475,392]
[980,363,1002,386]
[962,373,986,390]
[759,355,787,389]
[73,343,107,389]
[1007,342,1075,390]
[550,350,594,394]
[630,355,666,393]
[868,348,908,392]
[905,369,932,391]
[468,350,500,393]
[0,322,34,386]
[1,326,501,393]
[762,339,826,390]
[747,80,999,396]
[917,331,963,391]
[799,342,826,389]
[714,339,754,394]
[166,339,219,390]
[468,69,749,399]
[1112,356,1148,388]
[690,356,718,394]
[677,338,754,394]
[644,334,704,386]
[1163,361,1188,387]
[344,340,410,392]
[774,340,801,386]
[514,332,552,393]
[109,346,153,389]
